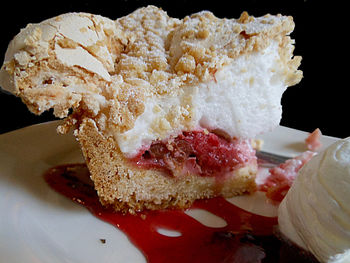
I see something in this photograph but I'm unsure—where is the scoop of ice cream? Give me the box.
[278,137,350,263]
[328,251,350,263]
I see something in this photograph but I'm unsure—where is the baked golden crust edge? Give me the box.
[76,118,257,213]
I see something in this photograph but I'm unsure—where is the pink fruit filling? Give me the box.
[259,151,316,202]
[130,130,256,177]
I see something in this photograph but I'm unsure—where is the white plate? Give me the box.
[0,121,338,263]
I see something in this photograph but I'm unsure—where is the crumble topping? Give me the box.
[0,6,302,152]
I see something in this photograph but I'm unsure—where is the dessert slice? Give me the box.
[0,6,302,213]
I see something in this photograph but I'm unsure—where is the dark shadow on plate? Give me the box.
[284,142,308,153]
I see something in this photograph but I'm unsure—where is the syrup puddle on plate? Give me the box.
[44,163,319,263]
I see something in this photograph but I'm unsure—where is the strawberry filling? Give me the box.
[305,128,322,151]
[259,151,316,202]
[130,130,256,177]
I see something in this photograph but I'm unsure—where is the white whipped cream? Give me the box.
[117,41,287,156]
[278,137,350,263]
[328,251,350,263]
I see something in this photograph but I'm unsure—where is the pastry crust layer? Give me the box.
[77,118,257,213]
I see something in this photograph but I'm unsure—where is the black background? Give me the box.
[0,0,347,137]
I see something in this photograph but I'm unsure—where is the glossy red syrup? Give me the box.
[44,163,319,263]
[131,131,256,177]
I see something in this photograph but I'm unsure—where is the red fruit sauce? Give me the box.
[130,131,256,177]
[44,163,318,263]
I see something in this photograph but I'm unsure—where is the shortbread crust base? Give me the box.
[76,118,257,213]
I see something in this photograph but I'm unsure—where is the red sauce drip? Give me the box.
[130,131,256,177]
[44,163,319,263]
